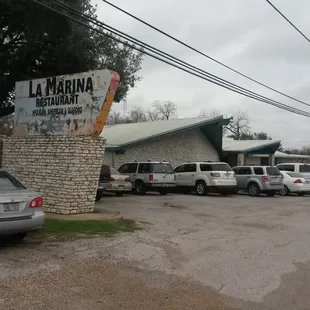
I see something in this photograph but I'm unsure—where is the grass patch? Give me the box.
[28,218,139,243]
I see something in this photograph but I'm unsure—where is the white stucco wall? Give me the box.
[104,129,219,168]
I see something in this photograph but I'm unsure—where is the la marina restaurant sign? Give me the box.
[14,69,120,137]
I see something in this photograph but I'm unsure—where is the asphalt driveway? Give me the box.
[97,193,310,309]
[1,193,310,309]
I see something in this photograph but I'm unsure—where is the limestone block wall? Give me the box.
[2,136,105,214]
[104,129,219,169]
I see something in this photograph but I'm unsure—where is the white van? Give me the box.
[276,163,310,178]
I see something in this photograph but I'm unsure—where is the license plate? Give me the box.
[3,203,19,212]
[118,185,124,189]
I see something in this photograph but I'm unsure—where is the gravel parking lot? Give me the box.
[1,193,310,309]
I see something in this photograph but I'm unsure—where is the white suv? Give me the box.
[173,162,237,196]
[118,161,176,195]
[276,163,310,178]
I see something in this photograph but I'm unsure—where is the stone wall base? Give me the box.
[2,136,105,214]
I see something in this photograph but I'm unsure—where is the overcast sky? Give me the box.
[93,0,310,148]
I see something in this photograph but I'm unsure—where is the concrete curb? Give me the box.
[45,210,122,221]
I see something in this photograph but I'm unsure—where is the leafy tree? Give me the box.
[0,0,143,117]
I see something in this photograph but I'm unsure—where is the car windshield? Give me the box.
[200,164,232,171]
[299,165,310,173]
[151,163,173,173]
[266,167,281,176]
[0,171,25,191]
[110,167,120,175]
[287,172,304,178]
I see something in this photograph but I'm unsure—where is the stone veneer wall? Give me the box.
[2,136,105,214]
[104,128,219,168]
[0,135,4,168]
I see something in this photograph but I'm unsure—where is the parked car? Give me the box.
[276,163,310,178]
[232,165,283,197]
[118,161,176,195]
[173,162,237,196]
[278,171,310,196]
[105,167,132,196]
[0,170,45,240]
[96,165,113,201]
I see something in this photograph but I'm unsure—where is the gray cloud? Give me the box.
[94,0,310,148]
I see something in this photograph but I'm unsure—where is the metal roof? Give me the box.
[222,139,281,152]
[253,151,310,159]
[101,116,224,147]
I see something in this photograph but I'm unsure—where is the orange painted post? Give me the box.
[91,72,120,137]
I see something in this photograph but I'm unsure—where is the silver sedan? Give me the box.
[0,170,45,240]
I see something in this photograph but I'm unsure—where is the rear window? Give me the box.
[151,163,173,173]
[287,172,303,178]
[0,171,25,190]
[266,167,281,176]
[299,165,310,173]
[200,163,232,172]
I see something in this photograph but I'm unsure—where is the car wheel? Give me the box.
[95,191,103,201]
[247,183,260,197]
[279,185,289,196]
[266,191,276,197]
[10,232,28,241]
[195,181,207,196]
[220,192,229,196]
[115,192,124,197]
[135,181,146,195]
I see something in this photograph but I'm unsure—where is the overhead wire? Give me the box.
[32,0,310,117]
[266,0,310,44]
[101,0,310,108]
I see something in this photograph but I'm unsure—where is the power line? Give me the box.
[266,0,310,44]
[32,0,310,118]
[102,0,310,109]
[50,0,310,117]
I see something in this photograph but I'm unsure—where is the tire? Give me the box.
[159,189,168,195]
[10,232,27,242]
[115,191,124,197]
[247,183,260,197]
[95,191,103,201]
[266,191,276,197]
[220,192,229,196]
[135,181,146,195]
[279,185,289,196]
[195,181,207,196]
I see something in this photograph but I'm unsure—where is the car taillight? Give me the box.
[125,177,131,182]
[262,176,269,182]
[210,173,220,177]
[294,179,303,184]
[29,197,43,208]
[149,174,154,182]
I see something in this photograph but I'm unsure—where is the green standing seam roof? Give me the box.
[101,116,228,149]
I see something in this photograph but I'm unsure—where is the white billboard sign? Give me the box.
[14,69,119,136]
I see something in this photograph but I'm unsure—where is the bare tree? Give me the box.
[147,109,161,121]
[152,100,177,120]
[106,111,125,125]
[198,108,221,118]
[226,111,251,140]
[0,114,13,135]
[127,106,148,123]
